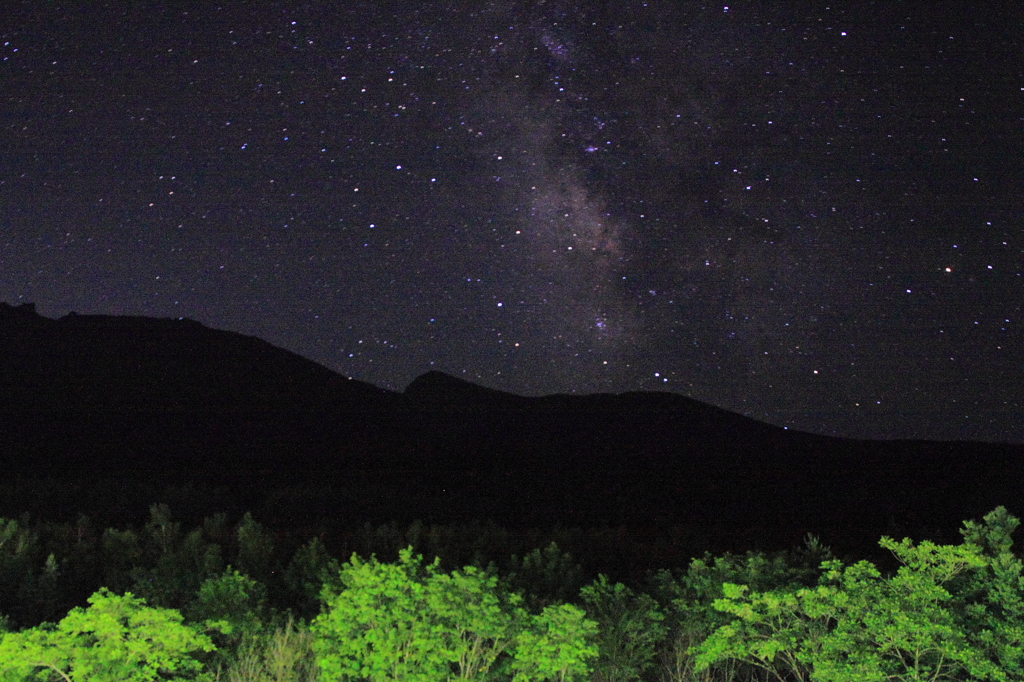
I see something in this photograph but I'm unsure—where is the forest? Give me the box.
[1,501,1022,682]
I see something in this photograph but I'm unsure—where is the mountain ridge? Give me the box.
[2,302,1022,558]
[404,369,531,405]
[0,302,396,412]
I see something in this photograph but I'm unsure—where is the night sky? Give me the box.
[2,2,1022,443]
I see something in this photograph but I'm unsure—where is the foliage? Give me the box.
[0,588,214,682]
[186,568,268,658]
[100,527,144,596]
[129,505,223,611]
[311,546,526,682]
[509,603,598,682]
[648,536,831,682]
[690,582,823,682]
[506,542,585,611]
[233,514,275,587]
[954,505,1024,678]
[422,562,526,680]
[310,546,601,682]
[5,499,1024,682]
[691,529,1012,681]
[579,574,666,682]
[221,615,319,682]
[284,537,341,621]
[0,518,42,628]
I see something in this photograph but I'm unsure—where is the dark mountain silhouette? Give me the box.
[1,302,395,411]
[2,301,1023,561]
[405,370,530,406]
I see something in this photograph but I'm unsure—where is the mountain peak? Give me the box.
[404,371,527,404]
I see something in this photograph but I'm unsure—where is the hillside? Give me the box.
[2,301,1022,559]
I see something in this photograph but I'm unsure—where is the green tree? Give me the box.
[284,537,340,621]
[311,547,524,682]
[311,548,443,682]
[130,507,223,611]
[510,603,598,682]
[691,582,826,682]
[234,514,274,586]
[0,517,40,628]
[424,564,525,680]
[692,532,1005,681]
[186,568,268,654]
[954,505,1024,678]
[579,574,665,682]
[506,543,584,612]
[99,527,143,596]
[225,615,319,682]
[26,554,63,626]
[0,588,215,682]
[648,538,830,682]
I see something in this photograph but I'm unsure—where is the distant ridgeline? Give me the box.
[0,301,43,320]
[1,300,208,328]
[2,301,1024,566]
[0,300,392,413]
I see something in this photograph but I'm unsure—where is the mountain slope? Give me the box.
[1,302,394,411]
[2,302,1022,559]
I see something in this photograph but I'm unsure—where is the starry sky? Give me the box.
[2,2,1022,443]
